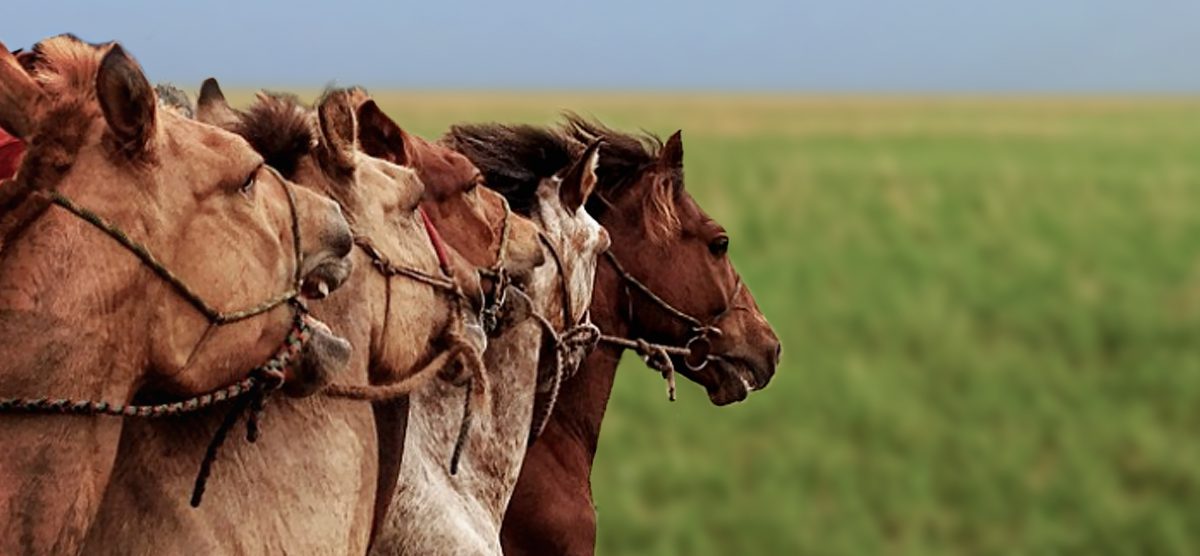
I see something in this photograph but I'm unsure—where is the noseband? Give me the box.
[0,166,321,505]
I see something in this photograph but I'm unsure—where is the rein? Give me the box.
[0,166,316,505]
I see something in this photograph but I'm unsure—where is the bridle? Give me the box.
[350,213,462,297]
[597,249,746,401]
[525,242,744,441]
[0,165,320,505]
[476,196,513,335]
[525,231,601,442]
[328,199,516,476]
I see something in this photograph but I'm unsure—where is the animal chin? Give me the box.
[705,360,759,406]
[282,316,351,397]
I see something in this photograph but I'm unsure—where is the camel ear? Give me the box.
[558,139,601,212]
[316,90,357,172]
[97,44,156,154]
[196,77,242,128]
[356,100,410,166]
[659,129,683,169]
[0,41,47,139]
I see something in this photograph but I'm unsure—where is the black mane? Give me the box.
[561,112,664,194]
[155,83,194,118]
[441,122,578,215]
[234,92,314,177]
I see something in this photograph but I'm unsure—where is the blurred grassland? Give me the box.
[230,92,1200,555]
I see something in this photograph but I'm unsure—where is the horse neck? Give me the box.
[540,261,629,467]
[0,224,142,553]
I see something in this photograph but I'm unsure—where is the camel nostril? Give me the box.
[327,206,353,259]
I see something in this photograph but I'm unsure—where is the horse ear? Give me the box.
[558,139,601,212]
[0,41,47,139]
[355,99,410,166]
[196,78,241,128]
[317,90,357,172]
[660,129,683,169]
[13,49,38,74]
[96,44,156,154]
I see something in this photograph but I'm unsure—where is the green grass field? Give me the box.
[242,92,1200,554]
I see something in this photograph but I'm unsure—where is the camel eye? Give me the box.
[239,167,259,196]
[709,235,729,256]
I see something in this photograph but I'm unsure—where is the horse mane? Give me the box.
[8,35,104,187]
[0,35,107,244]
[441,123,578,216]
[562,113,680,241]
[233,92,315,177]
[28,34,107,105]
[155,83,194,118]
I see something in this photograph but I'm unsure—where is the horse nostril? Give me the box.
[774,342,782,364]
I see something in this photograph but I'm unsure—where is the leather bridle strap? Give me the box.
[419,206,454,277]
[595,249,744,400]
[601,250,704,329]
[476,197,513,334]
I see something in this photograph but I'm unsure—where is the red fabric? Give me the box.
[419,207,453,276]
[0,127,24,180]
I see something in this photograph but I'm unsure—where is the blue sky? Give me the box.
[6,0,1199,91]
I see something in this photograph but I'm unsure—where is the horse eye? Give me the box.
[469,173,484,191]
[709,236,729,256]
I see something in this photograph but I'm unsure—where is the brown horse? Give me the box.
[453,118,782,555]
[366,120,607,554]
[0,38,353,554]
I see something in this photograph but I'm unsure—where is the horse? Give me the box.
[455,117,783,555]
[0,36,354,554]
[351,114,608,554]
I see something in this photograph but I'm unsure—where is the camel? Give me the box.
[0,36,354,554]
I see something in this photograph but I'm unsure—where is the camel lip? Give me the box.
[282,315,350,397]
[299,257,353,301]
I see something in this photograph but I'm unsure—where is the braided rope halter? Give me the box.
[324,200,515,476]
[331,206,479,475]
[0,166,320,506]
